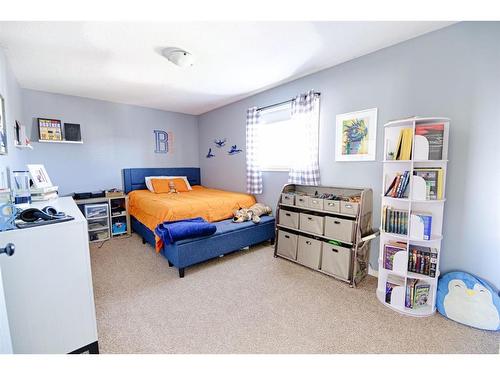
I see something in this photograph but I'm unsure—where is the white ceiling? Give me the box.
[0,21,454,115]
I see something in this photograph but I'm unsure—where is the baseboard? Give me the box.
[368,264,378,278]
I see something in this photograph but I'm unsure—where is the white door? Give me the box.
[0,242,14,354]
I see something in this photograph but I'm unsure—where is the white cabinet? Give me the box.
[0,197,98,353]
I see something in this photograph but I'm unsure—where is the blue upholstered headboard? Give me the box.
[122,168,201,193]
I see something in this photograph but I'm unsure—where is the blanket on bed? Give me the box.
[155,217,217,245]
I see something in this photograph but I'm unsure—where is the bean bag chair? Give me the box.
[437,271,500,331]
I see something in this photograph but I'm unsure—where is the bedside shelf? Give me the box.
[36,139,83,144]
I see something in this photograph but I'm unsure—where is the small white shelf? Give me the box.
[15,143,33,149]
[381,195,446,204]
[379,230,443,243]
[36,139,83,144]
[384,117,450,128]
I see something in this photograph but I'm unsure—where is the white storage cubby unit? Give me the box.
[377,117,449,317]
[275,184,377,287]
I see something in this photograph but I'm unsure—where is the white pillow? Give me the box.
[144,176,193,192]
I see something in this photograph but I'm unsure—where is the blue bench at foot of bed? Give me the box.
[131,216,275,278]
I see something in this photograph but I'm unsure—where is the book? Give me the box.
[30,185,59,194]
[408,245,438,277]
[384,243,406,270]
[415,123,444,160]
[413,168,443,200]
[386,275,405,304]
[396,128,413,160]
[413,281,431,308]
[405,278,418,308]
[31,191,58,201]
[411,212,432,240]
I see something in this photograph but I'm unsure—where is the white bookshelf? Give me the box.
[376,117,449,317]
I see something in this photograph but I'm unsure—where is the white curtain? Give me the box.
[246,107,263,194]
[288,90,320,185]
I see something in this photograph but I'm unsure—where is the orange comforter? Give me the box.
[128,185,256,251]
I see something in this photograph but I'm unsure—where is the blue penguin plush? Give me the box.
[437,272,500,331]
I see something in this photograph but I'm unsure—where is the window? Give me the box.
[256,103,301,171]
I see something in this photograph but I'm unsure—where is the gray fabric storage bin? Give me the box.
[279,209,299,229]
[295,195,309,208]
[299,213,324,235]
[323,200,340,213]
[324,216,355,243]
[321,243,351,280]
[340,201,359,215]
[308,197,324,210]
[297,236,322,269]
[281,193,295,206]
[277,230,298,260]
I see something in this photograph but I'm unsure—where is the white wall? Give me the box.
[22,90,199,195]
[0,48,26,175]
[198,22,500,287]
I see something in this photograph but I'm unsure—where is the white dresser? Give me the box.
[0,197,98,354]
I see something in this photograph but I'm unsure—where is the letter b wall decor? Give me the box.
[154,130,169,153]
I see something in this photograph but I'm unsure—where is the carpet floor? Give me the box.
[90,234,499,354]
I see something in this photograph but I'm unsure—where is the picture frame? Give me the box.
[38,118,62,141]
[0,94,7,155]
[63,122,82,142]
[27,164,53,189]
[335,108,378,161]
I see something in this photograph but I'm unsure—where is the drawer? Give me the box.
[321,243,351,280]
[308,197,324,210]
[295,195,309,208]
[323,200,340,213]
[85,203,109,219]
[340,201,359,215]
[299,213,324,235]
[281,193,295,206]
[279,209,299,229]
[277,230,298,260]
[89,228,109,242]
[297,236,322,269]
[87,218,109,231]
[324,216,355,243]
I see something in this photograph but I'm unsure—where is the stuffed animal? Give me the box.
[233,203,272,224]
[437,271,500,331]
[167,181,179,194]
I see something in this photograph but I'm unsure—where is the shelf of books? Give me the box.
[377,117,449,317]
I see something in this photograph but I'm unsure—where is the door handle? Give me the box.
[0,243,15,256]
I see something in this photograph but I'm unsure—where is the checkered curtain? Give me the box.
[288,90,321,185]
[246,107,263,194]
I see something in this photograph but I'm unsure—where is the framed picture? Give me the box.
[38,118,62,141]
[335,108,378,161]
[27,164,53,189]
[0,94,7,155]
[63,123,82,142]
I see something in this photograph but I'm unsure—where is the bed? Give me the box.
[123,168,275,276]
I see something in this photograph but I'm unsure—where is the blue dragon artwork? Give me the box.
[214,138,227,148]
[227,145,242,155]
[206,148,215,158]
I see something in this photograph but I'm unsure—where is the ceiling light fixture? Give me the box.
[162,47,195,68]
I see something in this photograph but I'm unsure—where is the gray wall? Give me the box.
[198,22,500,287]
[0,48,26,176]
[22,90,199,195]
